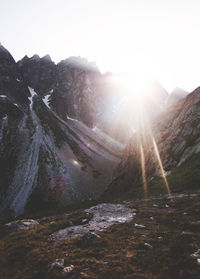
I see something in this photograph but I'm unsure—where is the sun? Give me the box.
[116,72,150,98]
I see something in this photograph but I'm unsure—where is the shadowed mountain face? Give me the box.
[17,54,100,128]
[0,46,125,218]
[0,44,30,107]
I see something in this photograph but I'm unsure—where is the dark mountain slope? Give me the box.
[0,46,124,218]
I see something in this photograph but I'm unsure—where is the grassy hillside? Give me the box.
[112,153,200,202]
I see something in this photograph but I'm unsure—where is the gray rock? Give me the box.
[134,223,146,229]
[0,219,39,238]
[62,265,74,277]
[190,221,200,226]
[141,234,148,239]
[49,258,65,268]
[50,203,136,243]
[47,259,76,279]
[46,259,65,279]
[144,243,153,250]
[181,231,195,236]
[191,249,200,258]
[76,232,100,248]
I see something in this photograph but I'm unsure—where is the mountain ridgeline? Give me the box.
[1,43,200,220]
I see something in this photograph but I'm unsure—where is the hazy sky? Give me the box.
[1,0,200,92]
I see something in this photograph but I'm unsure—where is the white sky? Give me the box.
[0,0,200,92]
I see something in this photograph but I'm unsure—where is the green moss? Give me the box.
[108,153,200,202]
[23,199,100,220]
[0,194,200,278]
[0,210,93,279]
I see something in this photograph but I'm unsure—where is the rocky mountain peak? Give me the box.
[41,54,52,62]
[0,43,16,64]
[59,56,99,73]
[30,54,40,61]
[171,87,188,95]
[17,53,56,95]
[166,87,189,107]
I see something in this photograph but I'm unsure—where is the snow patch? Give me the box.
[43,94,51,109]
[67,115,78,122]
[28,87,37,109]
[0,95,7,98]
[42,89,53,109]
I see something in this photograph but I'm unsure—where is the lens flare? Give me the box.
[140,144,148,199]
[72,160,80,167]
[152,137,173,200]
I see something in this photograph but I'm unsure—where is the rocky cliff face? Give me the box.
[0,43,29,107]
[0,45,124,218]
[50,57,100,127]
[17,54,56,96]
[17,55,100,128]
[105,86,200,195]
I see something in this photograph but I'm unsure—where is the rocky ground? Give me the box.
[0,192,199,279]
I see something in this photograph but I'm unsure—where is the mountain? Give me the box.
[166,87,189,107]
[1,44,198,220]
[105,86,200,196]
[0,45,124,219]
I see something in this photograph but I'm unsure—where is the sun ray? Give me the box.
[135,91,172,201]
[152,137,173,200]
[140,144,148,200]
